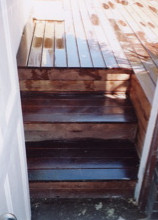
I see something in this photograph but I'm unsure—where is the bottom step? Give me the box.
[29,181,137,199]
[27,139,139,198]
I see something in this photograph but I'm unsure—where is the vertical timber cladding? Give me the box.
[139,112,158,211]
[130,75,151,157]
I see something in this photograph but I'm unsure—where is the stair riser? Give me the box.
[24,123,137,142]
[19,68,131,93]
[29,181,136,199]
[18,68,132,81]
[20,80,129,93]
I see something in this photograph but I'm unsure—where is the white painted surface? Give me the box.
[6,0,32,55]
[0,0,31,219]
[135,78,158,201]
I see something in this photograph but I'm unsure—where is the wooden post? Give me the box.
[135,79,158,209]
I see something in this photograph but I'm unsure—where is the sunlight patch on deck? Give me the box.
[33,1,64,21]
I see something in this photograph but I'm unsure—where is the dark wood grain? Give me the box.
[23,92,137,142]
[26,139,136,149]
[130,74,151,156]
[27,148,137,159]
[22,93,137,123]
[27,139,139,182]
[24,123,137,142]
[27,157,139,169]
[29,168,138,181]
[29,181,136,198]
[21,92,132,105]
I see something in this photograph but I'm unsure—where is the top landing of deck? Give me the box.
[17,0,158,103]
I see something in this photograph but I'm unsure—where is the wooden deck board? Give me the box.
[23,93,137,142]
[27,139,139,181]
[28,21,45,67]
[17,0,158,103]
[70,0,93,67]
[63,0,80,67]
[22,93,137,123]
[41,21,55,67]
[85,0,118,68]
[78,0,105,68]
[54,21,67,67]
[95,0,130,69]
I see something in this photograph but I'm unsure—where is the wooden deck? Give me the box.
[17,0,158,103]
[18,0,146,196]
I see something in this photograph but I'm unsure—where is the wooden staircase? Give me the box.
[18,66,139,199]
[16,0,158,198]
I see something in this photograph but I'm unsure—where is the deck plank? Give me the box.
[138,0,158,29]
[27,157,138,169]
[21,93,132,107]
[41,21,55,67]
[22,93,137,123]
[54,21,67,67]
[130,0,158,68]
[85,0,118,68]
[17,18,35,67]
[27,139,139,181]
[28,21,45,67]
[70,0,93,67]
[144,0,158,17]
[24,122,137,142]
[78,0,105,68]
[101,0,155,103]
[123,1,158,83]
[18,68,131,81]
[94,0,130,68]
[29,181,136,198]
[29,168,138,181]
[63,0,80,67]
[112,1,156,103]
[22,94,133,126]
[20,80,129,93]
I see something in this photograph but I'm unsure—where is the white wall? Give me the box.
[0,0,31,219]
[5,0,32,55]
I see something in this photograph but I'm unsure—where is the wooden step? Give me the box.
[27,139,139,198]
[22,92,137,142]
[19,68,131,94]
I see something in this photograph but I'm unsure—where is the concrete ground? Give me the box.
[31,198,147,220]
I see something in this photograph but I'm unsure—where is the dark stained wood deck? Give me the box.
[22,92,137,123]
[23,92,139,197]
[17,0,158,103]
[27,139,139,181]
[27,139,139,198]
[22,92,137,142]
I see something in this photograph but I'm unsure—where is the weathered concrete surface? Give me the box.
[31,198,147,220]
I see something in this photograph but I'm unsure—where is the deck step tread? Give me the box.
[27,139,139,182]
[22,93,137,124]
